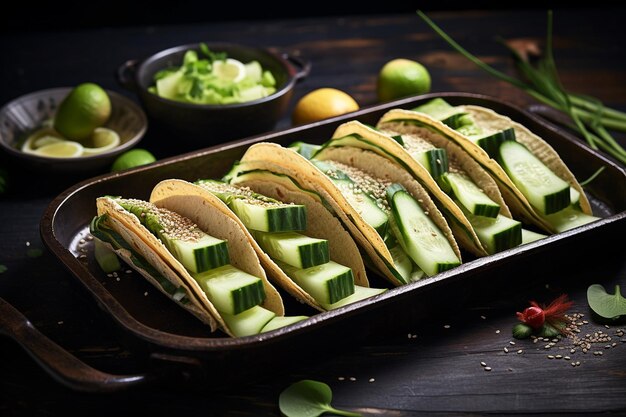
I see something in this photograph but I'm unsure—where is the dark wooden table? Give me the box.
[1,8,626,416]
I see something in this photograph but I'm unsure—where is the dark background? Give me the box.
[5,2,622,33]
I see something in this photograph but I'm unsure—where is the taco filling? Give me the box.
[92,196,308,337]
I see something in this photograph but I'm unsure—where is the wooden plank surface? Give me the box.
[1,9,625,416]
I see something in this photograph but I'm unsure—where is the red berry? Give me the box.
[520,306,545,329]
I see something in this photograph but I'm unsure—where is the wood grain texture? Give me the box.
[1,9,626,416]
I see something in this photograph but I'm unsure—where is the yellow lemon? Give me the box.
[377,58,431,102]
[54,83,112,140]
[292,88,359,125]
[111,148,156,172]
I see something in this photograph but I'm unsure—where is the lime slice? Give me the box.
[21,127,65,153]
[82,127,121,155]
[212,58,246,83]
[33,141,84,158]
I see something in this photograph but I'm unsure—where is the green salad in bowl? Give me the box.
[149,43,277,105]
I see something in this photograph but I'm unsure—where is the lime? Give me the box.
[82,128,121,155]
[111,148,156,172]
[21,127,65,153]
[377,58,431,102]
[292,88,359,125]
[212,58,246,83]
[33,141,83,158]
[54,83,112,141]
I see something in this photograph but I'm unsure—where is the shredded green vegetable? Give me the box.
[417,10,626,166]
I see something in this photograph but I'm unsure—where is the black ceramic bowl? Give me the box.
[117,42,310,149]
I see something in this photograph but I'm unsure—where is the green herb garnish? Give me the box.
[587,284,626,319]
[0,265,7,273]
[279,380,362,417]
[416,10,626,166]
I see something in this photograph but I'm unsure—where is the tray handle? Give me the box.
[0,297,151,392]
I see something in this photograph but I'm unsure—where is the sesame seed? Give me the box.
[444,325,450,329]
[480,362,487,367]
[338,377,345,381]
[517,350,523,354]
[144,292,148,296]
[368,378,375,383]
[126,270,132,274]
[25,241,30,246]
[79,239,86,244]
[571,362,576,367]
[495,330,500,334]
[605,325,610,329]
[544,345,551,349]
[484,367,492,371]
[349,377,356,381]
[480,315,486,320]
[509,341,516,345]
[570,349,576,353]
[564,356,571,360]
[504,347,509,353]
[547,355,555,359]
[86,235,94,241]
[57,321,64,325]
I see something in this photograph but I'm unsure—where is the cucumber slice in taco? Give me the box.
[93,195,296,337]
[410,99,600,232]
[150,179,379,311]
[378,108,555,232]
[327,120,521,256]
[234,143,461,283]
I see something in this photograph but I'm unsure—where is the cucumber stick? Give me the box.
[312,159,389,237]
[195,179,306,232]
[439,172,500,218]
[119,199,229,273]
[193,264,266,315]
[472,128,516,158]
[322,285,387,310]
[254,231,329,269]
[261,316,309,333]
[278,260,355,306]
[222,305,276,337]
[412,148,449,178]
[497,140,571,215]
[386,184,460,276]
[288,141,321,160]
[464,211,522,254]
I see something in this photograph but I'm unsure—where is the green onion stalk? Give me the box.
[416,10,626,165]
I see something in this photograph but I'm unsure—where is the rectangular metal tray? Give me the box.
[41,92,626,385]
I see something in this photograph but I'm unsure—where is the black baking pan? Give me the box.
[25,92,626,391]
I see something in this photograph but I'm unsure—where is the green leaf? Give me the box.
[512,323,532,339]
[26,248,43,258]
[0,264,7,273]
[279,380,362,417]
[587,284,626,319]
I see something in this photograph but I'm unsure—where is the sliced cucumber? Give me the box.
[193,264,265,315]
[254,231,329,269]
[386,184,461,276]
[463,210,522,254]
[389,243,413,285]
[321,286,387,310]
[570,187,581,207]
[312,159,389,237]
[278,260,355,306]
[521,228,548,244]
[540,206,600,233]
[168,234,230,274]
[414,98,482,136]
[497,140,571,215]
[261,315,309,333]
[118,199,230,273]
[412,98,456,120]
[288,141,321,159]
[196,179,307,232]
[471,128,516,159]
[94,239,121,273]
[440,172,500,218]
[221,305,276,337]
[412,148,449,179]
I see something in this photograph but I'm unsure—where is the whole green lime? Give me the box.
[377,59,431,102]
[54,83,112,141]
[111,149,156,172]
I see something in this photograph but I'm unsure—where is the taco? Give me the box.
[231,142,462,286]
[92,194,305,338]
[379,100,600,233]
[149,179,382,312]
[322,120,523,256]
